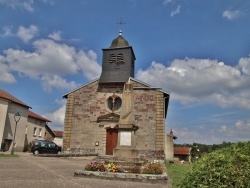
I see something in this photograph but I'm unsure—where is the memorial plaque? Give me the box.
[120,131,131,146]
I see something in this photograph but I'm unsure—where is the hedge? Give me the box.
[179,141,250,188]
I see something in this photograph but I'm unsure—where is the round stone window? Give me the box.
[107,96,122,112]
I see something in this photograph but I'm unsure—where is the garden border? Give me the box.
[74,170,169,185]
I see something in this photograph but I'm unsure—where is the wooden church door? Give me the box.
[106,129,118,155]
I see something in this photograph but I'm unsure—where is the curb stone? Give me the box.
[74,170,169,185]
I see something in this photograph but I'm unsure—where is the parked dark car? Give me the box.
[31,139,62,155]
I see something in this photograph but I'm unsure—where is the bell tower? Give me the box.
[99,30,136,83]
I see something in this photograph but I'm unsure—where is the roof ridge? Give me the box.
[0,89,30,108]
[28,110,51,122]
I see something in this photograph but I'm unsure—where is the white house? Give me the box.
[0,89,51,152]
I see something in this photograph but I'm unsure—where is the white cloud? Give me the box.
[1,25,38,42]
[48,31,62,41]
[40,0,56,5]
[43,102,66,130]
[223,10,240,20]
[0,0,56,11]
[219,125,228,133]
[136,57,250,109]
[1,26,14,37]
[0,56,16,83]
[173,127,219,144]
[0,0,34,12]
[17,25,39,42]
[217,120,250,141]
[163,0,172,6]
[238,57,250,75]
[2,38,101,91]
[41,74,78,92]
[77,50,101,79]
[22,1,33,11]
[174,127,200,138]
[173,119,250,144]
[55,99,66,105]
[235,120,250,131]
[171,5,181,17]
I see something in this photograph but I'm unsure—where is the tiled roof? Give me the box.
[174,147,191,155]
[28,111,51,122]
[0,89,30,108]
[53,131,63,137]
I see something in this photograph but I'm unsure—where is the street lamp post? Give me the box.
[11,112,21,155]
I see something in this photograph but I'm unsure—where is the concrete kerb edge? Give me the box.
[74,170,169,185]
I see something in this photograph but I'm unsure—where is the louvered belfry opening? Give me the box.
[109,53,124,64]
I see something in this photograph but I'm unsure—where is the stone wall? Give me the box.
[63,80,166,157]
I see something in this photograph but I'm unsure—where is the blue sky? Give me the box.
[1,0,250,144]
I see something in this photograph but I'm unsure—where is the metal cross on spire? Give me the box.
[116,16,125,35]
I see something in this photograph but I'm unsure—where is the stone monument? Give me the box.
[114,81,138,159]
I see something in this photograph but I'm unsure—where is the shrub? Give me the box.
[129,166,141,174]
[141,163,163,174]
[179,141,250,188]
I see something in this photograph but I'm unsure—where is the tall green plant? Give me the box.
[179,141,250,188]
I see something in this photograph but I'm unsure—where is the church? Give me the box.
[63,30,170,160]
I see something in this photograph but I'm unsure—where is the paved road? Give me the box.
[0,152,169,188]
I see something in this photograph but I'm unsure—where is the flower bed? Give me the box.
[84,161,164,174]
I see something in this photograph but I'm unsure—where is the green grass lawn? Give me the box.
[166,162,191,188]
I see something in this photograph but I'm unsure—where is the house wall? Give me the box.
[174,155,189,161]
[0,101,47,152]
[2,102,29,152]
[54,137,63,147]
[0,98,9,148]
[27,117,47,150]
[63,80,166,158]
[165,134,174,161]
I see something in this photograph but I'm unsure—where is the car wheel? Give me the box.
[57,151,61,154]
[33,150,39,155]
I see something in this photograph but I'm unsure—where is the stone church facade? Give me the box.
[63,31,170,159]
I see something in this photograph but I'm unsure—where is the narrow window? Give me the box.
[39,128,42,137]
[33,127,37,136]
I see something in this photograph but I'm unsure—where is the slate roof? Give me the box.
[28,111,51,122]
[174,147,191,155]
[110,34,129,48]
[0,89,30,108]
